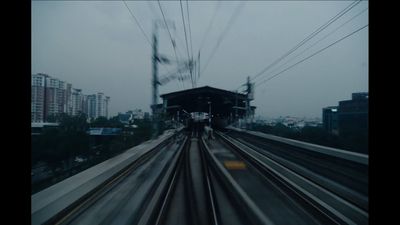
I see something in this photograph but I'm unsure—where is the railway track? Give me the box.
[48,133,186,225]
[36,130,368,225]
[139,132,253,225]
[140,132,217,225]
[226,130,368,211]
[215,130,368,225]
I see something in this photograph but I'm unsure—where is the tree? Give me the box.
[32,114,90,172]
[59,113,88,132]
[90,116,123,128]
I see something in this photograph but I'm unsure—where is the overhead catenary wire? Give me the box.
[255,24,368,88]
[146,1,160,19]
[124,1,184,89]
[179,0,193,87]
[122,0,152,46]
[157,0,187,86]
[179,0,192,62]
[186,0,194,63]
[248,0,362,84]
[198,1,221,53]
[200,2,245,79]
[266,7,369,80]
[157,0,181,61]
[186,0,195,86]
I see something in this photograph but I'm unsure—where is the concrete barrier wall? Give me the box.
[31,128,182,225]
[226,126,368,165]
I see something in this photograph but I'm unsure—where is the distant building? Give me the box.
[87,128,122,136]
[322,92,368,137]
[86,94,97,119]
[338,92,368,138]
[144,112,150,120]
[71,88,84,116]
[96,92,104,118]
[31,122,59,135]
[105,96,110,118]
[84,93,110,120]
[118,109,147,124]
[118,112,134,125]
[65,83,73,115]
[31,73,48,122]
[132,109,144,119]
[32,73,68,122]
[45,77,66,119]
[32,73,110,121]
[323,106,338,135]
[89,92,110,119]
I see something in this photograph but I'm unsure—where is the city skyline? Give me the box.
[31,73,110,122]
[32,1,368,118]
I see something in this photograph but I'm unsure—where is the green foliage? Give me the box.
[32,113,90,170]
[132,119,153,143]
[32,114,160,193]
[90,116,123,128]
[58,112,88,132]
[46,114,58,123]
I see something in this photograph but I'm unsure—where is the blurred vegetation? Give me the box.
[31,113,163,193]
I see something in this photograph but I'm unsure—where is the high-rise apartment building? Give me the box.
[86,94,96,119]
[32,73,110,122]
[45,77,66,119]
[71,89,83,116]
[65,83,73,115]
[31,73,48,122]
[96,92,104,119]
[84,93,110,119]
[105,96,110,118]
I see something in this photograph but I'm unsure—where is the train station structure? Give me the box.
[159,86,256,128]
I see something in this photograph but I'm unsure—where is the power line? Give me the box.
[124,1,185,89]
[157,0,187,86]
[179,0,191,61]
[146,1,160,19]
[267,7,368,80]
[122,1,152,46]
[186,0,195,86]
[179,0,193,87]
[198,1,221,52]
[248,0,362,85]
[256,24,368,88]
[200,2,245,79]
[157,0,181,63]
[186,0,194,62]
[171,28,188,60]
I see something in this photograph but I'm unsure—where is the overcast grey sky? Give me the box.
[32,1,368,118]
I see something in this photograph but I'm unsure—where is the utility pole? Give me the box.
[177,110,180,126]
[245,76,255,130]
[246,76,250,129]
[151,20,191,137]
[235,90,238,126]
[151,23,159,137]
[208,101,211,127]
[150,19,199,137]
[198,51,200,80]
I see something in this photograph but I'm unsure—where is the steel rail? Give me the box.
[229,134,368,211]
[200,136,275,225]
[217,131,368,225]
[46,133,181,225]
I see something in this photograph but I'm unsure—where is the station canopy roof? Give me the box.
[160,86,251,117]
